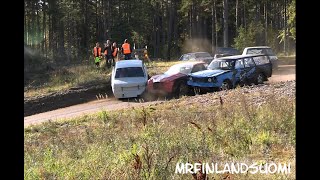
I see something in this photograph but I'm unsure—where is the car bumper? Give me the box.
[113,86,146,98]
[147,82,174,95]
[187,81,219,88]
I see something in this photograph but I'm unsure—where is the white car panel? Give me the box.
[111,60,148,99]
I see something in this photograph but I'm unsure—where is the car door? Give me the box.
[232,59,246,86]
[252,55,272,78]
[243,57,257,83]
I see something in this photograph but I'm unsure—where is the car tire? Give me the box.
[178,82,189,98]
[220,80,232,91]
[255,73,265,84]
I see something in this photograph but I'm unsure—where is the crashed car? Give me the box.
[147,61,207,97]
[111,60,148,99]
[187,54,272,93]
[179,52,214,65]
[242,46,278,69]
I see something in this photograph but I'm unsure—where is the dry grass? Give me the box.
[24,60,181,98]
[25,90,295,179]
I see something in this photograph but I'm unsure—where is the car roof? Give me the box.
[243,46,271,49]
[215,54,268,60]
[174,61,206,66]
[116,60,143,68]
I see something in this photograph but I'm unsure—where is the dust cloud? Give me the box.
[181,38,215,54]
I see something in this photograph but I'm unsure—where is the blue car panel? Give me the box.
[187,54,272,91]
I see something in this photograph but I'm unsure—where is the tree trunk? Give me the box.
[24,2,28,44]
[283,0,287,54]
[37,4,41,51]
[167,1,173,60]
[42,1,47,60]
[223,0,229,47]
[243,0,246,29]
[236,0,239,29]
[264,1,268,45]
[173,1,178,56]
[211,5,215,54]
[214,0,218,47]
[96,0,99,41]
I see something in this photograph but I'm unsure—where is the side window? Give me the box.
[253,56,270,65]
[235,59,244,69]
[181,55,189,60]
[189,54,196,61]
[244,58,255,67]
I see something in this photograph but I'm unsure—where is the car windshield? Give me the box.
[164,64,193,75]
[115,67,145,78]
[208,60,234,70]
[195,52,212,58]
[247,48,275,56]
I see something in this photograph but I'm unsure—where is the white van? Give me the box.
[242,46,278,69]
[111,60,148,99]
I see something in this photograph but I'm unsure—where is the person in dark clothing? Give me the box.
[121,39,133,60]
[103,40,113,68]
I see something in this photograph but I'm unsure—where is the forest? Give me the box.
[24,0,295,64]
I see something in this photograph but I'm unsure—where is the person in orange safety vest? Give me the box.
[93,42,102,67]
[121,39,133,60]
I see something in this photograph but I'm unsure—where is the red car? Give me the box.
[147,61,207,98]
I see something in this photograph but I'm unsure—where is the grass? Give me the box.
[25,90,295,179]
[24,60,181,98]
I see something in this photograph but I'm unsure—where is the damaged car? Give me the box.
[111,60,149,99]
[147,61,207,98]
[187,54,272,93]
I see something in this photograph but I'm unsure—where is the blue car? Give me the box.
[187,54,272,92]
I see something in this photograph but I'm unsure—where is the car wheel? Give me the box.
[220,80,232,91]
[177,82,189,98]
[256,73,265,84]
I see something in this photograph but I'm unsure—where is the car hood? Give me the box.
[150,73,185,82]
[113,77,146,87]
[190,69,230,77]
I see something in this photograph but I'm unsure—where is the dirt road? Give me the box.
[268,64,295,83]
[24,63,295,127]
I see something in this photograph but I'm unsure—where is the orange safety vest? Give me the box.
[104,49,108,55]
[122,43,131,54]
[112,48,118,57]
[94,47,101,57]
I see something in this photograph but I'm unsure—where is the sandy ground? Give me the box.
[24,63,295,127]
[268,65,295,83]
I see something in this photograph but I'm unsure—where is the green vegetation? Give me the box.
[24,0,295,64]
[25,92,295,179]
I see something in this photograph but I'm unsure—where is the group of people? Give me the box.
[93,39,133,68]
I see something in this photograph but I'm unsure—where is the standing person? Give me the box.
[93,42,102,68]
[121,39,132,60]
[112,42,118,65]
[143,45,151,63]
[103,40,113,68]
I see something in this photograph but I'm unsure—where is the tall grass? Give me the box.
[25,91,295,179]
